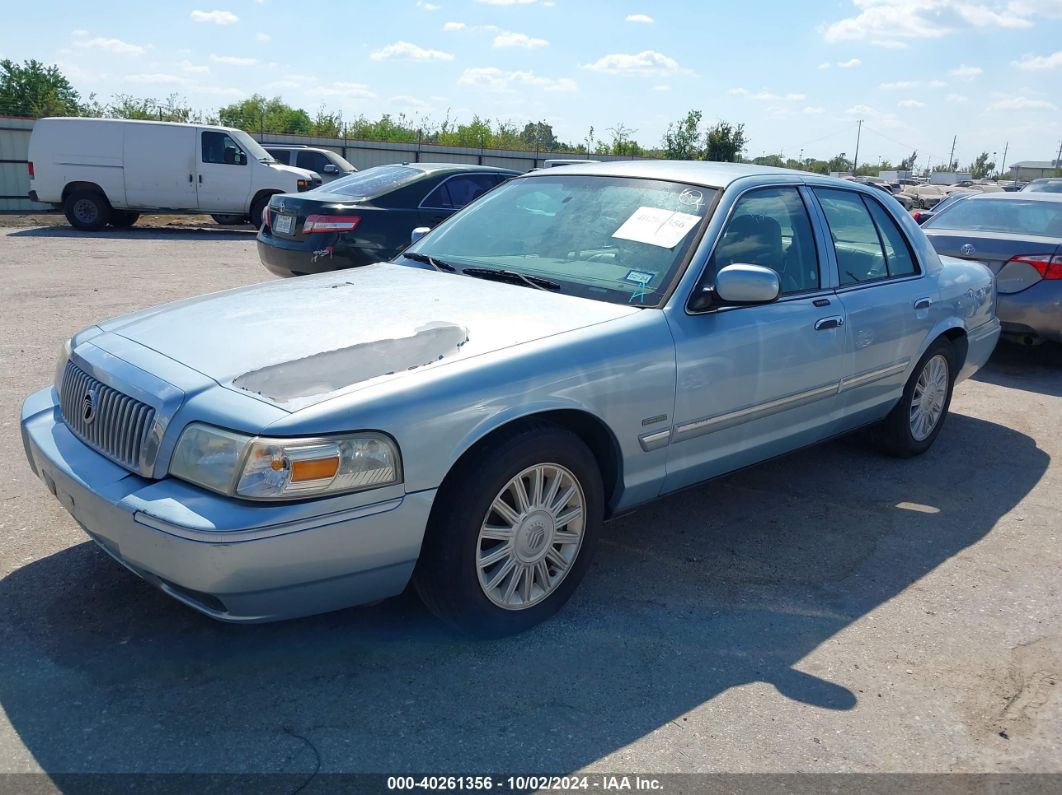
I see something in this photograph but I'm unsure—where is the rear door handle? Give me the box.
[914,297,932,310]
[815,316,845,331]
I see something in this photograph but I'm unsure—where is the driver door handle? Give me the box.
[914,297,932,310]
[815,316,845,331]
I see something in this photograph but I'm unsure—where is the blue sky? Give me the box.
[4,0,1062,168]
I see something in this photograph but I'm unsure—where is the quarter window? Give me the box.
[201,132,246,166]
[706,187,820,294]
[864,198,918,277]
[422,174,502,210]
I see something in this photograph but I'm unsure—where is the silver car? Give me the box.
[21,162,1000,636]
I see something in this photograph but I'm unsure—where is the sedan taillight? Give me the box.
[304,214,361,234]
[262,205,272,229]
[1007,254,1062,280]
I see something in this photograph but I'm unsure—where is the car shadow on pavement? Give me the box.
[0,414,1048,776]
[9,226,255,241]
[973,342,1062,398]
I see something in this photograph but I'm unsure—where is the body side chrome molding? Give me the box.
[839,359,909,392]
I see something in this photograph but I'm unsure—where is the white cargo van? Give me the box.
[28,117,321,230]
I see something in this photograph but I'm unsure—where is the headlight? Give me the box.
[54,338,73,392]
[169,423,401,500]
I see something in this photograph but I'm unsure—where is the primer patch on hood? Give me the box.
[232,322,469,402]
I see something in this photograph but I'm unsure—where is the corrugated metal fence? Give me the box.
[0,116,645,212]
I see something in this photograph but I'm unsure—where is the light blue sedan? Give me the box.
[21,162,1000,636]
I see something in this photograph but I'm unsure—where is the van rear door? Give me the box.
[195,129,252,212]
[123,123,198,210]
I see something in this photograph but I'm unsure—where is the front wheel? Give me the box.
[875,339,956,457]
[211,214,249,225]
[413,423,604,637]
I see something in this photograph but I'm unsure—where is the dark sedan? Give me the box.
[922,192,1062,345]
[257,163,520,277]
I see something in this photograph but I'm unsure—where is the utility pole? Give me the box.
[999,141,1008,178]
[853,119,863,173]
[948,135,957,172]
[1056,138,1062,174]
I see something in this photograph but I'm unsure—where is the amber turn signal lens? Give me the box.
[290,457,340,482]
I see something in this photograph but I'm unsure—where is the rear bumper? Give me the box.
[956,317,1001,383]
[21,387,435,623]
[256,233,377,277]
[997,280,1062,343]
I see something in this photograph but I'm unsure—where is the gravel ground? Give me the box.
[0,223,1059,782]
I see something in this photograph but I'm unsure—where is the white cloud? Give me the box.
[256,32,271,42]
[266,80,300,90]
[880,80,917,90]
[389,94,430,108]
[625,14,653,23]
[179,60,210,74]
[416,1,440,9]
[74,37,146,56]
[803,106,825,114]
[477,0,537,4]
[818,62,831,70]
[458,67,576,92]
[307,82,376,99]
[898,99,925,108]
[370,41,454,61]
[823,0,1042,43]
[72,29,88,36]
[581,50,688,76]
[946,93,969,103]
[210,53,258,65]
[1012,50,1062,69]
[928,79,948,88]
[653,84,670,92]
[989,96,1056,110]
[837,58,862,68]
[493,31,548,48]
[730,88,806,102]
[949,64,983,78]
[871,39,908,49]
[190,9,239,24]
[443,21,466,30]
[126,73,187,84]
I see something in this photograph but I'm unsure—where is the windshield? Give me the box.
[326,165,421,198]
[927,198,1062,236]
[230,130,273,162]
[404,175,716,307]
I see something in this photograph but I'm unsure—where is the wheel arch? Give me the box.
[436,407,624,519]
[250,188,281,213]
[61,181,109,203]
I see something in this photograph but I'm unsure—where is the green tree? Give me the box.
[704,120,747,162]
[663,110,702,160]
[217,95,313,134]
[969,151,996,179]
[312,106,343,138]
[0,59,81,117]
[106,92,199,122]
[607,123,643,156]
[752,154,785,168]
[520,120,559,151]
[899,150,918,171]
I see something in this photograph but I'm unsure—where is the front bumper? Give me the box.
[997,280,1062,343]
[21,387,435,622]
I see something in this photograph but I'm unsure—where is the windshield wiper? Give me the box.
[404,252,456,272]
[461,267,561,291]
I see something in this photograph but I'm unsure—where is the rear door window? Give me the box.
[814,188,888,285]
[421,174,502,210]
[296,150,332,173]
[864,198,918,277]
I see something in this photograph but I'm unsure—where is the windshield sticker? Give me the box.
[628,284,649,304]
[678,189,705,207]
[612,207,702,249]
[624,270,655,285]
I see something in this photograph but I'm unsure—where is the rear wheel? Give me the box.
[413,423,603,637]
[63,189,110,231]
[249,195,272,229]
[109,210,139,228]
[875,339,956,458]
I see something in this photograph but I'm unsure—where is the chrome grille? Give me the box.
[59,362,156,472]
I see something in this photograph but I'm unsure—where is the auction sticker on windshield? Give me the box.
[612,206,702,249]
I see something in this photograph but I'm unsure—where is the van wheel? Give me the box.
[874,339,956,458]
[211,214,248,225]
[250,196,271,229]
[63,190,110,231]
[109,211,140,228]
[413,423,603,637]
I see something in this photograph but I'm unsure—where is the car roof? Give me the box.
[400,162,521,175]
[521,159,807,188]
[966,191,1062,203]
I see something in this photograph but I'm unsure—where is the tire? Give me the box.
[211,214,249,225]
[413,423,604,637]
[874,338,956,458]
[109,210,140,228]
[63,189,110,231]
[249,195,272,229]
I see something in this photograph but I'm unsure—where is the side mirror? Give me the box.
[715,264,781,304]
[323,164,338,174]
[411,226,431,244]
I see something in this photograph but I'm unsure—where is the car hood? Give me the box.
[100,263,639,411]
[269,162,317,181]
